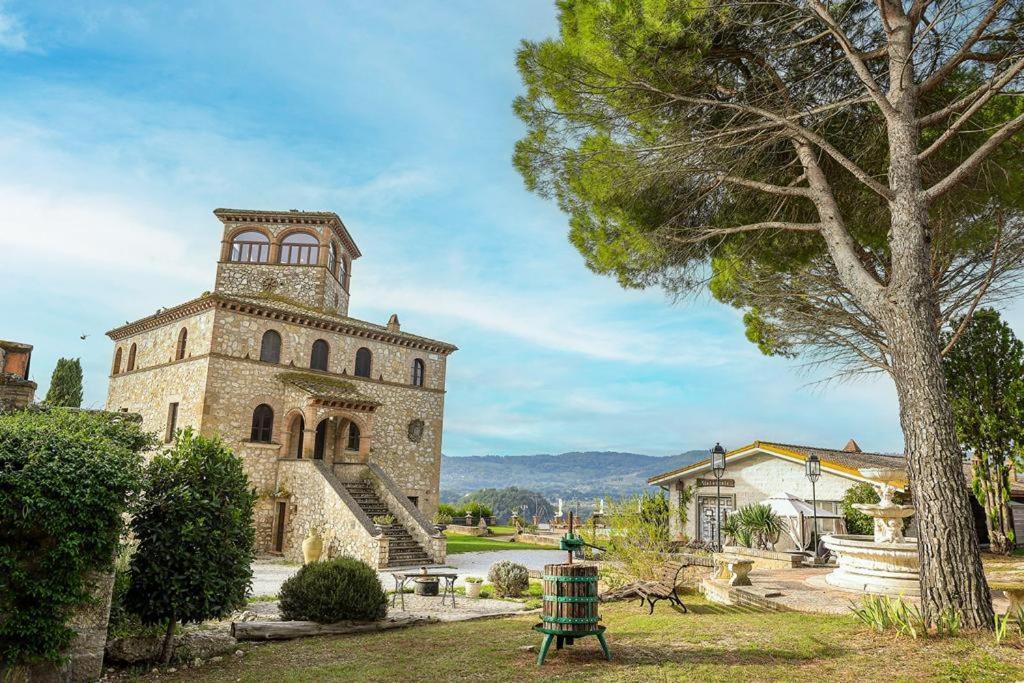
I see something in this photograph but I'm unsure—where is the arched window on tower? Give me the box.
[341,256,350,291]
[279,232,320,265]
[229,230,270,263]
[310,339,329,371]
[354,347,372,378]
[175,328,188,360]
[328,242,338,277]
[250,404,274,443]
[126,343,137,372]
[347,422,361,451]
[412,358,425,387]
[112,347,123,375]
[260,330,282,363]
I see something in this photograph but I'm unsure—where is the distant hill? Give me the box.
[440,450,706,503]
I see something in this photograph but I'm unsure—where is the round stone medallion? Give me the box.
[407,419,425,443]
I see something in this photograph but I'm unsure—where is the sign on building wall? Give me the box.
[697,478,735,488]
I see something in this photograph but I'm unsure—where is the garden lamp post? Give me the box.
[805,454,821,555]
[711,442,726,551]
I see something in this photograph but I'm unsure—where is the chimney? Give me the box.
[387,314,400,333]
[844,438,862,453]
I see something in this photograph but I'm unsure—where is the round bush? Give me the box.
[487,560,529,598]
[279,557,387,623]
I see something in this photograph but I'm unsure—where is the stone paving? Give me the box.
[716,567,1013,614]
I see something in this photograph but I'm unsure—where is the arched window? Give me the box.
[347,422,361,451]
[310,339,329,371]
[175,328,188,361]
[112,347,123,375]
[354,347,372,378]
[229,230,270,263]
[314,420,328,460]
[328,242,338,276]
[412,358,425,387]
[279,232,320,265]
[250,404,274,443]
[291,415,305,458]
[260,330,282,363]
[126,343,137,372]
[340,256,350,291]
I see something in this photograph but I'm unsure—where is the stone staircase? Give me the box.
[341,481,433,567]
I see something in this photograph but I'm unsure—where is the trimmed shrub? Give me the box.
[279,557,387,623]
[0,408,150,667]
[487,560,529,598]
[126,429,256,662]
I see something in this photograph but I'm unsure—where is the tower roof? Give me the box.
[213,208,361,258]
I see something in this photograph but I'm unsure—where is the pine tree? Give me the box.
[45,358,83,408]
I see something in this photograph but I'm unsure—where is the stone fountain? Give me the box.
[823,467,920,596]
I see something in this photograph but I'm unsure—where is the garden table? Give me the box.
[390,571,458,610]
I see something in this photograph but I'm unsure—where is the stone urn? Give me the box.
[414,578,439,596]
[301,528,324,564]
[465,579,483,599]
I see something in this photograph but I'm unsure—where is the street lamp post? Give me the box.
[805,454,822,557]
[710,442,727,551]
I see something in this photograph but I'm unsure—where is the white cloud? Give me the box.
[0,3,26,51]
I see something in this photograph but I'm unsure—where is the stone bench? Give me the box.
[989,579,1024,618]
[714,556,754,587]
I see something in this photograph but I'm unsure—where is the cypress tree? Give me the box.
[44,358,83,408]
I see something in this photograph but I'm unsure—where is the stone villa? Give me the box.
[106,208,456,567]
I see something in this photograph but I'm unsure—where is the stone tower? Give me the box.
[213,208,361,316]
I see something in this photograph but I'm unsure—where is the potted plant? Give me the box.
[464,576,483,599]
[302,524,325,564]
[372,513,396,531]
[433,511,452,532]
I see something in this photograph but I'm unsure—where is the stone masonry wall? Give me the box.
[275,460,386,566]
[105,309,216,442]
[206,309,446,517]
[214,220,350,316]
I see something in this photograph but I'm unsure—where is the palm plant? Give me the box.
[733,504,784,550]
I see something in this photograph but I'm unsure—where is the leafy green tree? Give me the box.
[44,358,83,408]
[459,487,554,523]
[842,482,882,536]
[515,0,1024,627]
[599,491,671,580]
[126,429,256,662]
[943,309,1024,555]
[0,409,149,668]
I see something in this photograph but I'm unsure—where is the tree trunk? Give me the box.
[883,298,994,628]
[159,613,176,665]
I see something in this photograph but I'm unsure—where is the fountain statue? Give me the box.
[823,467,920,596]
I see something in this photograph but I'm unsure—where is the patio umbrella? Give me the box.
[761,492,844,550]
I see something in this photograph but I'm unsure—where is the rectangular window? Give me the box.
[408,496,419,509]
[165,402,179,443]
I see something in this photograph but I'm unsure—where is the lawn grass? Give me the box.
[153,596,1024,683]
[488,525,519,535]
[445,533,552,554]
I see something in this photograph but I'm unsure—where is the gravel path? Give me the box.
[250,548,567,597]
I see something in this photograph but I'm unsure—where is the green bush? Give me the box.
[0,408,150,667]
[126,429,256,662]
[842,482,880,536]
[487,560,529,598]
[279,557,387,623]
[437,502,459,519]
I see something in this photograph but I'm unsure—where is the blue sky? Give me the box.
[1,1,987,458]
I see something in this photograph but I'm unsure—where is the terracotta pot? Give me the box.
[465,581,483,599]
[302,530,324,564]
